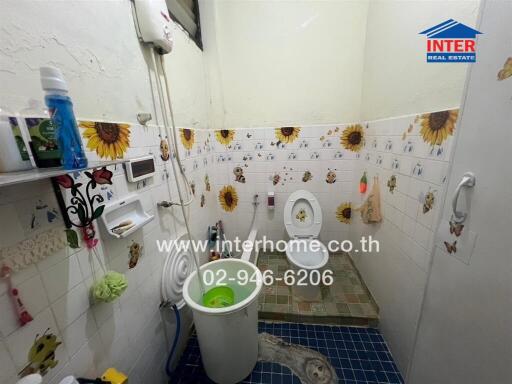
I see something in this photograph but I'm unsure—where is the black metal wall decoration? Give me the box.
[51,167,113,246]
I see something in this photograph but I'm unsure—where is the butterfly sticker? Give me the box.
[46,209,58,223]
[296,209,307,222]
[422,190,435,213]
[497,57,512,81]
[403,141,414,153]
[387,175,397,193]
[444,240,457,254]
[412,162,424,177]
[302,171,313,182]
[325,170,337,184]
[449,220,464,237]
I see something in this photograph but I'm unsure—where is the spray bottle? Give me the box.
[40,66,87,170]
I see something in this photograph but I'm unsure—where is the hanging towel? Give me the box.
[356,176,382,224]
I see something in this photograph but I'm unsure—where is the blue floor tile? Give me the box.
[173,321,404,384]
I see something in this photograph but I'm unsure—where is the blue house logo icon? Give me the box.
[420,19,482,63]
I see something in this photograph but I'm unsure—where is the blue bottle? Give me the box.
[40,67,88,170]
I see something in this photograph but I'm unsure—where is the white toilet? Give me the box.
[284,190,329,301]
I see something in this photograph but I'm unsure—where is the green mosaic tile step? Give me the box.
[256,252,379,327]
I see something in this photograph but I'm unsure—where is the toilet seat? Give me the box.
[284,190,328,270]
[284,190,322,239]
[286,239,329,270]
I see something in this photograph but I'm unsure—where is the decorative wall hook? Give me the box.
[52,167,113,231]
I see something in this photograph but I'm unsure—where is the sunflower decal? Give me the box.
[80,121,130,160]
[218,185,238,212]
[419,109,458,146]
[215,130,235,146]
[341,124,364,152]
[336,202,352,224]
[180,129,195,150]
[275,127,300,144]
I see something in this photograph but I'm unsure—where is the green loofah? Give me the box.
[92,271,128,303]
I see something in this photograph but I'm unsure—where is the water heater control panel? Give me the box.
[134,0,173,53]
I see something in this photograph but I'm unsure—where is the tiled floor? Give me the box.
[173,321,404,384]
[257,252,379,326]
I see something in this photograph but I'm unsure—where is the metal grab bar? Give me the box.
[452,172,476,223]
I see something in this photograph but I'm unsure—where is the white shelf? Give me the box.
[0,160,127,188]
[100,194,155,239]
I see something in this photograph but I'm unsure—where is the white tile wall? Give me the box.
[349,109,459,373]
[208,126,356,244]
[0,113,457,382]
[0,124,217,383]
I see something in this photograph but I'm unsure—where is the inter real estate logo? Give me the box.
[420,19,482,63]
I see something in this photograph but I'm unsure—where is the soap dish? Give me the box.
[100,194,154,239]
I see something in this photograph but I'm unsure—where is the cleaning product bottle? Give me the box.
[40,66,87,170]
[0,106,33,172]
[15,374,42,384]
[20,100,62,168]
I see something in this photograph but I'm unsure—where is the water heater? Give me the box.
[133,0,173,53]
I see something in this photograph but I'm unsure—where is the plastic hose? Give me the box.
[165,304,181,380]
[153,49,206,297]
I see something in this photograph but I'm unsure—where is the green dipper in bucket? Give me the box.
[203,286,234,308]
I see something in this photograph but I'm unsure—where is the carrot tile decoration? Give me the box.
[359,172,368,193]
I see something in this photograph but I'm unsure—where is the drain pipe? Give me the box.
[160,301,181,377]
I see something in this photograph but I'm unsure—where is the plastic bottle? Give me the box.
[57,376,79,384]
[0,106,33,172]
[15,373,42,384]
[40,66,88,170]
[20,100,62,168]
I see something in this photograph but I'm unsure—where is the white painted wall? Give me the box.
[200,0,370,128]
[361,0,480,121]
[0,0,210,129]
[409,1,512,382]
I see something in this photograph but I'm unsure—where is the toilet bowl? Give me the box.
[284,190,329,301]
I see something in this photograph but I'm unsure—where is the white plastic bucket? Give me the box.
[183,258,262,384]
